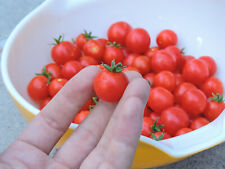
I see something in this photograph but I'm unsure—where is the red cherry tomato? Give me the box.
[174,82,197,104]
[156,29,178,49]
[76,31,97,49]
[144,107,151,117]
[27,76,49,101]
[175,128,193,136]
[79,56,98,67]
[191,117,210,130]
[39,97,51,110]
[150,131,171,140]
[151,50,177,73]
[73,110,90,124]
[51,38,81,65]
[165,46,182,70]
[144,73,155,87]
[48,78,68,97]
[174,73,184,87]
[123,53,138,67]
[97,38,108,48]
[149,112,160,122]
[83,40,104,61]
[81,98,94,111]
[126,28,151,54]
[154,71,176,91]
[103,45,125,65]
[147,87,174,113]
[160,107,190,136]
[183,59,209,85]
[181,55,195,69]
[204,100,225,121]
[107,21,132,46]
[45,63,62,79]
[62,61,84,80]
[132,55,151,75]
[122,48,130,57]
[200,77,224,98]
[144,47,159,58]
[181,88,207,117]
[141,117,154,137]
[199,56,217,76]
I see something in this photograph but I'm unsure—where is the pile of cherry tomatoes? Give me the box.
[27,21,225,141]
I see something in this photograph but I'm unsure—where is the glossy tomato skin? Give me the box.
[79,56,98,67]
[144,47,159,58]
[97,38,108,48]
[48,78,68,97]
[73,110,90,124]
[183,59,209,85]
[126,28,151,54]
[174,73,184,87]
[83,40,104,61]
[94,70,128,102]
[190,117,210,130]
[200,77,224,98]
[174,82,197,104]
[27,76,49,101]
[181,88,207,117]
[154,71,176,91]
[132,55,151,75]
[123,53,138,67]
[107,21,132,46]
[181,55,195,69]
[199,56,217,76]
[45,63,62,79]
[204,101,225,121]
[175,128,193,136]
[160,107,190,136]
[156,29,178,49]
[151,50,177,73]
[150,131,171,140]
[147,87,174,113]
[76,34,88,49]
[103,46,125,65]
[39,97,51,110]
[144,73,155,87]
[165,46,182,70]
[51,41,81,65]
[149,112,160,122]
[141,117,154,137]
[62,61,84,80]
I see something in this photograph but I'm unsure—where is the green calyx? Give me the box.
[208,93,224,103]
[150,130,165,141]
[89,95,99,110]
[36,67,52,84]
[52,34,64,45]
[181,48,185,55]
[147,80,154,87]
[82,30,97,40]
[151,119,164,133]
[103,59,126,73]
[106,41,122,48]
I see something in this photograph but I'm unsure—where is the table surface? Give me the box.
[0,0,225,169]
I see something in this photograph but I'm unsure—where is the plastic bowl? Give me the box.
[1,0,225,168]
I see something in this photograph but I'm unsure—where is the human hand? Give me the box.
[0,66,150,169]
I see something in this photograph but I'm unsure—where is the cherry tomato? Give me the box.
[107,21,132,46]
[156,29,178,49]
[154,71,176,91]
[200,77,224,98]
[73,110,90,124]
[132,55,151,75]
[76,31,96,49]
[181,55,195,69]
[51,36,81,65]
[123,53,138,67]
[126,28,151,54]
[81,98,94,111]
[174,82,197,104]
[144,73,155,87]
[144,47,159,58]
[174,73,184,87]
[175,128,193,136]
[181,88,207,117]
[149,112,160,122]
[83,40,104,61]
[141,117,154,137]
[160,107,190,136]
[39,97,51,110]
[45,63,62,79]
[183,59,209,85]
[147,87,174,113]
[151,50,177,73]
[79,56,98,67]
[62,61,84,80]
[199,56,217,76]
[150,131,171,140]
[165,46,182,70]
[144,107,151,117]
[122,48,130,57]
[97,38,108,48]
[27,76,49,101]
[48,78,68,97]
[191,117,209,130]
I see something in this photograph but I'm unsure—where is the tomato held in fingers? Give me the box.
[107,21,132,46]
[174,73,184,87]
[199,56,217,76]
[183,59,209,85]
[27,76,49,101]
[144,47,159,58]
[51,35,81,65]
[181,88,207,117]
[73,110,90,124]
[141,117,154,137]
[160,107,190,136]
[123,53,138,67]
[132,55,151,75]
[39,97,51,110]
[200,77,224,98]
[126,28,151,54]
[147,87,174,113]
[45,63,62,79]
[94,61,128,102]
[79,56,98,67]
[48,78,68,97]
[83,40,104,61]
[191,117,210,130]
[154,71,176,91]
[144,73,155,87]
[76,30,97,49]
[156,29,178,49]
[62,61,84,80]
[175,128,193,136]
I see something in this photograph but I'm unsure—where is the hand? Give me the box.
[0,66,150,169]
